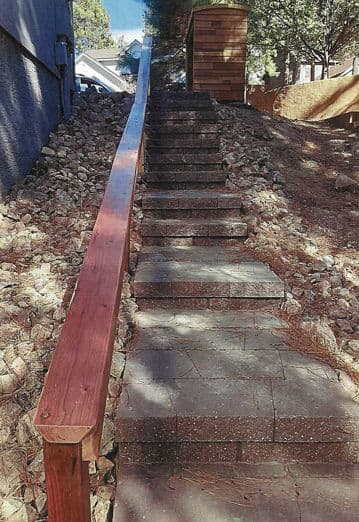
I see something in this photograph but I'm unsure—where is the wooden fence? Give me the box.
[247,75,359,121]
[186,4,249,101]
[33,36,152,522]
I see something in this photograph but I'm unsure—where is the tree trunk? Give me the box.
[310,62,315,82]
[321,51,329,79]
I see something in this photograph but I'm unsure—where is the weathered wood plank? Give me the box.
[194,37,247,46]
[194,50,246,59]
[194,65,246,74]
[194,8,248,17]
[194,83,245,91]
[187,5,248,101]
[195,30,248,38]
[34,37,152,453]
[194,21,247,30]
[44,442,90,522]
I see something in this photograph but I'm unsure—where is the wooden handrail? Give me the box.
[34,35,152,522]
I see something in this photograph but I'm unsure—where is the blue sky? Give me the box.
[103,0,145,43]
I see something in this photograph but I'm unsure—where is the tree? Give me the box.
[247,0,359,80]
[144,0,359,83]
[118,51,140,75]
[73,0,115,52]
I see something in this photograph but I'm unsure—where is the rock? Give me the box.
[335,174,358,191]
[282,294,301,315]
[41,146,56,157]
[100,417,115,456]
[345,339,359,357]
[329,139,346,152]
[272,172,286,185]
[316,280,331,298]
[336,319,354,333]
[352,142,359,157]
[21,214,32,224]
[96,456,114,473]
[1,499,29,522]
[301,320,338,353]
[93,498,111,522]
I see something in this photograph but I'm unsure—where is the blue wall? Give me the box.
[0,0,74,197]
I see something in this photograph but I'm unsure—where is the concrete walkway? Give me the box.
[114,92,359,521]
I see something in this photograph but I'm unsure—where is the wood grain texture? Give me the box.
[194,50,246,59]
[187,6,248,101]
[34,37,152,455]
[44,441,90,522]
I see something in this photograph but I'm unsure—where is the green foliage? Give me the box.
[118,51,140,75]
[73,0,115,52]
[247,0,359,78]
[144,0,359,81]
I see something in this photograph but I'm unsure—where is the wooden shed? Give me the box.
[185,4,249,101]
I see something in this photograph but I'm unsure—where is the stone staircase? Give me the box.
[114,92,359,520]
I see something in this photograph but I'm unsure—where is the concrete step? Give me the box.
[144,171,226,184]
[114,463,359,521]
[148,135,219,148]
[150,123,218,134]
[151,92,210,101]
[150,100,214,111]
[116,310,359,464]
[133,258,284,299]
[147,152,222,166]
[149,111,217,123]
[148,146,219,155]
[142,190,242,211]
[141,218,248,240]
[139,246,255,263]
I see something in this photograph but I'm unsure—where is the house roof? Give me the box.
[85,40,142,61]
[86,48,122,61]
[329,58,354,78]
[75,52,129,90]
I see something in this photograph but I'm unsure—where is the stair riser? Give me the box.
[142,237,245,246]
[144,209,241,219]
[134,282,284,299]
[150,124,218,134]
[146,183,227,190]
[150,92,211,103]
[149,111,217,123]
[137,298,282,311]
[118,442,359,464]
[148,147,219,154]
[142,195,242,211]
[147,153,222,164]
[150,103,214,112]
[148,135,219,147]
[146,182,227,191]
[144,172,226,183]
[145,164,219,172]
[141,222,247,238]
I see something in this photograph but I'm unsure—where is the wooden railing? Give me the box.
[34,36,152,522]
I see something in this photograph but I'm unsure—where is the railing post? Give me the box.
[43,441,91,522]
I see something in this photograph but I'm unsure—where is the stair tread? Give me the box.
[118,338,359,444]
[141,217,248,238]
[139,246,255,263]
[142,190,242,209]
[135,259,284,284]
[114,463,359,520]
[135,310,287,329]
[118,305,359,444]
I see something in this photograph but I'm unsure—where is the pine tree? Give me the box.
[73,0,115,52]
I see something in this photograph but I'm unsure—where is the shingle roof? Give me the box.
[86,48,122,60]
[85,40,142,61]
[329,58,354,78]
